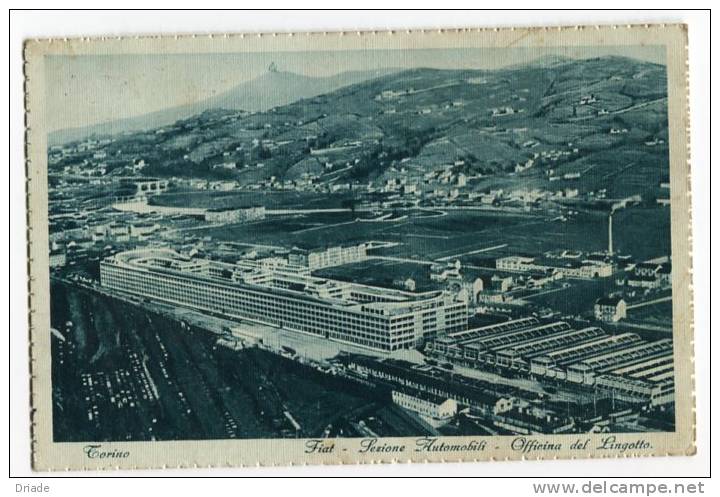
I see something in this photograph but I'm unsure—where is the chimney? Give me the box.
[608,213,614,256]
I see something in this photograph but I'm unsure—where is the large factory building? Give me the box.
[100,249,467,351]
[426,317,674,407]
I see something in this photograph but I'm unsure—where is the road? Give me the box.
[291,219,359,234]
[516,283,572,301]
[436,244,508,261]
[627,296,673,310]
[606,321,672,334]
[568,97,668,122]
[368,255,435,266]
[113,201,206,216]
[161,222,225,236]
[611,97,668,116]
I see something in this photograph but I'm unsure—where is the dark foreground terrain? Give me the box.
[50,280,445,442]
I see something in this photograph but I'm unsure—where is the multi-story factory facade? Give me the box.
[289,243,368,270]
[100,249,467,351]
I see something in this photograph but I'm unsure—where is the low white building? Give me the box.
[392,390,457,427]
[204,206,266,223]
[626,262,671,289]
[289,243,368,270]
[130,222,159,239]
[49,250,67,268]
[594,296,627,323]
[497,255,613,279]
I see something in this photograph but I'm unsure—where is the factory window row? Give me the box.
[100,264,465,351]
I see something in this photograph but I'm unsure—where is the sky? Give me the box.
[44,45,665,133]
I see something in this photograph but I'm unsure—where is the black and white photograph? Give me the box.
[20,21,697,471]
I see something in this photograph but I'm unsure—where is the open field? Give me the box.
[459,208,670,262]
[191,209,544,259]
[189,204,670,264]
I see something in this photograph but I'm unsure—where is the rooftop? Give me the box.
[104,248,447,315]
[596,296,625,306]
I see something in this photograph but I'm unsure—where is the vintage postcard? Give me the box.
[25,25,694,470]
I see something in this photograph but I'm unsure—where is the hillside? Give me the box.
[49,56,670,199]
[48,68,396,146]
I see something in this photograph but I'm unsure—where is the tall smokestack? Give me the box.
[608,213,614,256]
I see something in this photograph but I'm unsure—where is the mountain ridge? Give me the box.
[49,56,669,200]
[48,68,399,146]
